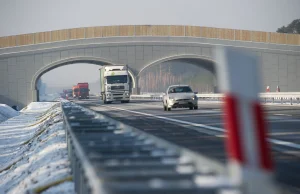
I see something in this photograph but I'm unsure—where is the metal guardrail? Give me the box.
[131,92,300,105]
[131,94,163,101]
[62,101,235,194]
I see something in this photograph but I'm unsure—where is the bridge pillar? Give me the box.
[213,76,219,93]
[132,76,141,95]
[32,89,38,102]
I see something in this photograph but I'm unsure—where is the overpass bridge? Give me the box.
[0,25,299,108]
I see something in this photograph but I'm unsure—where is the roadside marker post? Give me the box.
[215,46,280,194]
[276,86,280,92]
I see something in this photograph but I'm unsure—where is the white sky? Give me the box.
[1,0,299,87]
[41,64,100,87]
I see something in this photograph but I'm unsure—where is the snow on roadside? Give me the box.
[21,102,58,112]
[0,102,75,194]
[0,114,6,123]
[0,102,59,171]
[0,104,20,123]
[41,182,75,194]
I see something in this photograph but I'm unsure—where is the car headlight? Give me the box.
[192,95,198,100]
[169,97,175,101]
[107,93,111,97]
[125,92,129,96]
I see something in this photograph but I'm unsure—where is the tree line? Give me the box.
[277,19,300,34]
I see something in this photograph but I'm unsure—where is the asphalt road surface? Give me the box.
[75,98,300,193]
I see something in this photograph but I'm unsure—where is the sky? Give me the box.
[1,0,300,89]
[41,64,100,87]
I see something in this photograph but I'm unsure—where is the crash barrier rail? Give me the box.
[62,101,239,194]
[131,94,163,101]
[196,92,300,105]
[131,92,300,105]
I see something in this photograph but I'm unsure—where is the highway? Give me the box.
[77,99,300,193]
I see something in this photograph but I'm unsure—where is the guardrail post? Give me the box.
[281,97,283,104]
[290,97,293,105]
[216,46,279,194]
[272,97,274,103]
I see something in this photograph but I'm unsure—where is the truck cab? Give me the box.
[100,65,131,104]
[72,85,78,98]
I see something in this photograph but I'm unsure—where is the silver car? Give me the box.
[162,85,198,111]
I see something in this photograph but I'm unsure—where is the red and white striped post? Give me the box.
[216,47,280,194]
[266,86,270,92]
[276,86,280,92]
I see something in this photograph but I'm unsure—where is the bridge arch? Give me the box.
[31,56,137,101]
[137,54,217,92]
[138,54,216,77]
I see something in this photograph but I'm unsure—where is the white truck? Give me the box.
[99,65,131,104]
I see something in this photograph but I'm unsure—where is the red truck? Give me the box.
[76,82,90,99]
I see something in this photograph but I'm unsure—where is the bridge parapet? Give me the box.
[1,25,299,48]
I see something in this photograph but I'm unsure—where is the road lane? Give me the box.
[77,100,300,193]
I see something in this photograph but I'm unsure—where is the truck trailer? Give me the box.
[99,65,130,104]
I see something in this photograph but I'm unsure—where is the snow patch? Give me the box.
[0,104,20,123]
[23,102,57,112]
[42,182,74,194]
[0,102,75,194]
[0,114,6,123]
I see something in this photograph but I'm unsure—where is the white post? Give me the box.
[215,46,280,194]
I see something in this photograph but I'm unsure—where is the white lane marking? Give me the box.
[156,114,223,118]
[270,132,300,136]
[269,139,300,149]
[104,105,300,150]
[129,103,221,114]
[267,119,300,123]
[274,114,292,116]
[104,106,225,132]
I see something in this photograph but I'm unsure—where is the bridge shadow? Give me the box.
[0,95,24,110]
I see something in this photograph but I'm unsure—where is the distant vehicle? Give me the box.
[61,89,68,99]
[60,93,65,98]
[162,85,198,111]
[72,83,89,99]
[66,93,74,100]
[99,65,131,104]
[72,85,79,98]
[65,89,73,100]
[77,83,90,99]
